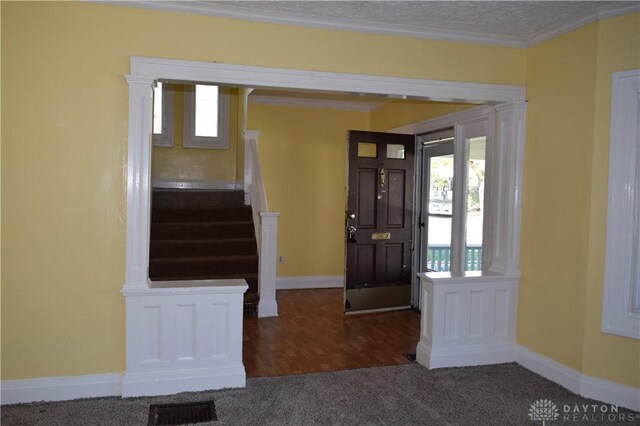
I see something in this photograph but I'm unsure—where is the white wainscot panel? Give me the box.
[121,279,247,397]
[416,272,519,369]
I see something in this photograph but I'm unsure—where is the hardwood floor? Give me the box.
[243,288,421,378]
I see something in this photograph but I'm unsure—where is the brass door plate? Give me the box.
[371,232,391,240]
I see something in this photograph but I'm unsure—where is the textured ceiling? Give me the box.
[207,1,631,42]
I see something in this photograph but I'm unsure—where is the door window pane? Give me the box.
[428,155,454,214]
[195,84,219,137]
[426,153,454,271]
[465,137,486,271]
[427,217,452,271]
[386,144,405,159]
[358,142,377,158]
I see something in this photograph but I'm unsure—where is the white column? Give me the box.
[258,212,280,317]
[123,75,155,289]
[489,101,527,276]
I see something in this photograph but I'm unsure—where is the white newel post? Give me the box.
[244,130,259,206]
[258,212,280,317]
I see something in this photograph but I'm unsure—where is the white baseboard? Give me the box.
[152,179,242,190]
[1,373,122,405]
[276,275,343,290]
[258,299,279,318]
[121,366,245,398]
[417,341,516,369]
[516,344,640,411]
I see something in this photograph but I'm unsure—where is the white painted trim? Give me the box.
[130,57,525,105]
[602,69,640,340]
[276,275,344,290]
[249,94,381,111]
[258,212,280,318]
[417,273,520,372]
[390,105,494,135]
[526,3,640,47]
[102,2,639,49]
[5,346,638,408]
[152,179,241,190]
[121,366,245,398]
[243,129,260,206]
[105,1,525,48]
[417,342,516,369]
[516,345,640,411]
[121,280,247,397]
[1,373,122,405]
[345,306,411,315]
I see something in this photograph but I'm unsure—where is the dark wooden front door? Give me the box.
[345,130,415,313]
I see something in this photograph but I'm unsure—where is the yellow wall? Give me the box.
[152,86,239,183]
[1,1,523,380]
[370,100,472,132]
[581,13,640,387]
[519,14,640,387]
[247,103,369,277]
[2,0,638,391]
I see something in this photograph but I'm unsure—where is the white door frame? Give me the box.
[123,56,525,290]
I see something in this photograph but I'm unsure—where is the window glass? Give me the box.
[465,137,486,271]
[194,85,219,137]
[153,82,163,135]
[426,153,454,271]
[386,144,405,159]
[358,142,377,158]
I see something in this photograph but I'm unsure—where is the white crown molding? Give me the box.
[526,2,640,47]
[249,94,382,111]
[98,1,525,48]
[97,1,639,49]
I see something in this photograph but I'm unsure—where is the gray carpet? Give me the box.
[2,363,638,425]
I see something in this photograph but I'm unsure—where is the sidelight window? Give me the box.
[418,124,488,275]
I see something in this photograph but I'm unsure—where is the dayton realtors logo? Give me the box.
[529,399,640,423]
[529,399,560,425]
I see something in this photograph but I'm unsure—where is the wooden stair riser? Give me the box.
[152,207,252,223]
[149,256,259,277]
[150,239,257,258]
[152,190,245,208]
[151,222,254,240]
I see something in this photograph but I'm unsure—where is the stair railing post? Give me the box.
[258,212,280,317]
[244,130,260,206]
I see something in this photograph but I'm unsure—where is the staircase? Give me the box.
[149,189,259,314]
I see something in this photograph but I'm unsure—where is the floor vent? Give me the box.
[148,400,217,425]
[244,302,257,317]
[403,353,417,362]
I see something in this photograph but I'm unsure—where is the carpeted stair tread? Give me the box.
[149,189,260,306]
